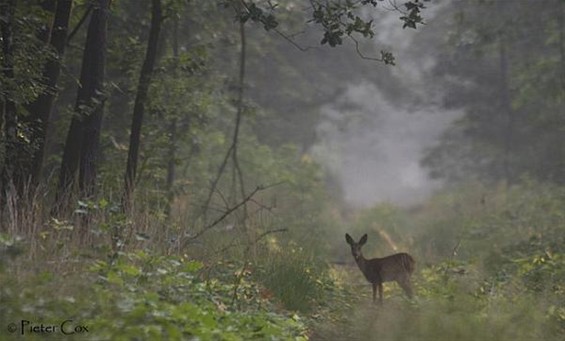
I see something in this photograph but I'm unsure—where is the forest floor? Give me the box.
[2,185,565,340]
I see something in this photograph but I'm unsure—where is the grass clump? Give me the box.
[255,247,326,313]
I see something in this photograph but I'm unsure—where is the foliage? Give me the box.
[408,181,565,262]
[0,3,52,104]
[308,181,565,340]
[225,0,428,65]
[422,0,565,184]
[319,244,565,340]
[1,251,309,340]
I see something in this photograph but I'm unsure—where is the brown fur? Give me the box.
[346,233,415,304]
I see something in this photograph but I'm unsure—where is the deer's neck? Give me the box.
[354,253,379,282]
[354,253,369,274]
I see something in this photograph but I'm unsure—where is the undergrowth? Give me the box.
[314,182,565,341]
[1,181,565,340]
[0,248,310,340]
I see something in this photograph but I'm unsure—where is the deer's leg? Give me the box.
[378,283,383,305]
[398,277,414,298]
[372,283,377,303]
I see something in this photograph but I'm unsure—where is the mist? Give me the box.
[311,4,460,208]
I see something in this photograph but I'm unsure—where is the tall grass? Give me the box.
[318,271,560,341]
[255,248,327,313]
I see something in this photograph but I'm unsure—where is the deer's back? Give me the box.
[367,252,415,283]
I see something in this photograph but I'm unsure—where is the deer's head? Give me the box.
[345,233,367,261]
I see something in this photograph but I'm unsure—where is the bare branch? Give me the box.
[201,12,248,218]
[66,5,92,45]
[214,227,288,256]
[247,228,288,250]
[350,36,386,62]
[183,186,263,245]
[273,28,317,52]
[200,144,235,218]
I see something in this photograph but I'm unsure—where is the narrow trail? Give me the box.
[311,295,416,341]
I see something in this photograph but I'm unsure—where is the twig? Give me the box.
[350,36,386,62]
[451,239,462,258]
[273,28,316,52]
[213,227,287,257]
[183,186,263,245]
[201,144,235,219]
[442,239,463,281]
[248,198,276,215]
[232,20,248,223]
[201,15,250,223]
[230,227,288,306]
[66,5,92,45]
[248,228,287,250]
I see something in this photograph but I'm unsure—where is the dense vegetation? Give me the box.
[1,0,564,340]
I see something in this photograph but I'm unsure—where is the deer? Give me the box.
[345,233,415,304]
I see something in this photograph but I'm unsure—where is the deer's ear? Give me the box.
[359,234,368,246]
[345,233,354,245]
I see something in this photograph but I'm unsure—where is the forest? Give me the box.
[0,0,564,340]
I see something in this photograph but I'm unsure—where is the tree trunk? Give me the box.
[165,17,180,217]
[123,0,162,210]
[0,0,19,197]
[557,1,565,93]
[28,0,73,186]
[165,118,177,217]
[57,0,108,205]
[36,1,57,44]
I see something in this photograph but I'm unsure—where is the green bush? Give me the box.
[1,251,309,340]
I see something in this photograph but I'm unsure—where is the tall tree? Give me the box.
[57,0,109,204]
[164,16,180,217]
[123,0,162,209]
[0,0,18,197]
[27,0,73,186]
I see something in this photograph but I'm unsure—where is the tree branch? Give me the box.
[273,28,316,52]
[66,5,92,45]
[200,16,248,219]
[183,185,263,245]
